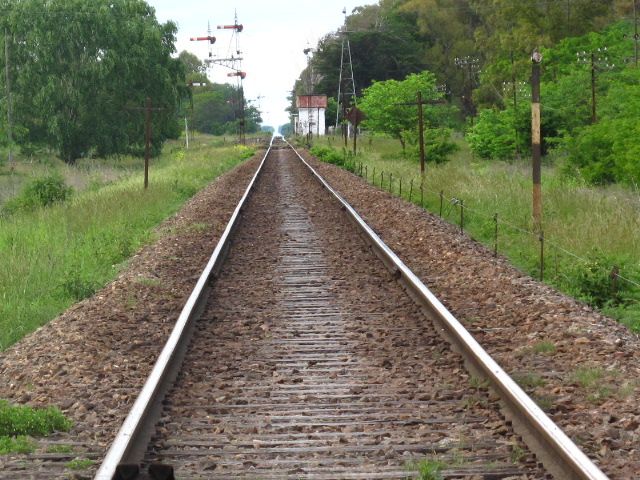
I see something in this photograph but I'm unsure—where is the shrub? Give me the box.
[3,174,73,214]
[467,108,518,160]
[310,145,345,166]
[563,251,636,308]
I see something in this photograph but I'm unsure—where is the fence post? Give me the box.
[439,190,444,217]
[389,173,393,193]
[399,177,402,198]
[365,165,368,181]
[372,167,375,185]
[381,171,384,188]
[493,213,498,257]
[539,231,544,281]
[459,199,464,234]
[409,179,413,202]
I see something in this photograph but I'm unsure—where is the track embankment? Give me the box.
[0,153,265,479]
[302,150,639,479]
[140,148,545,478]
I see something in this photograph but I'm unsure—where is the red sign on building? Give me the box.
[296,95,328,108]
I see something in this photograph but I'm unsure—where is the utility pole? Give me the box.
[127,98,164,189]
[184,116,189,149]
[531,50,543,230]
[635,0,639,66]
[4,28,13,165]
[511,51,519,156]
[577,48,611,124]
[396,91,445,183]
[454,55,480,120]
[144,97,152,189]
[590,52,596,123]
[417,91,425,179]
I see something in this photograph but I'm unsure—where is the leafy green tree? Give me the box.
[0,0,186,163]
[359,71,457,162]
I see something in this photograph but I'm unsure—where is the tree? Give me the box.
[0,0,186,162]
[359,71,457,162]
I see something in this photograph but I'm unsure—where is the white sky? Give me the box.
[147,0,375,129]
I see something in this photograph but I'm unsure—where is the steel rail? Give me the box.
[288,141,608,480]
[94,138,275,480]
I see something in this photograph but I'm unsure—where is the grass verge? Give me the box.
[312,134,640,330]
[0,137,255,350]
[0,400,72,454]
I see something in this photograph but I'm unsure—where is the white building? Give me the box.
[296,95,327,136]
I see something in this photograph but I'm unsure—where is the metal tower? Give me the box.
[335,8,356,133]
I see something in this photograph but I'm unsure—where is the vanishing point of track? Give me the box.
[96,139,607,480]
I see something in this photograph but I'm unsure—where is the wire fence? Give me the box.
[342,157,640,304]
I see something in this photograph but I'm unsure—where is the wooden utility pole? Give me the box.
[127,98,164,189]
[396,91,444,183]
[4,28,13,165]
[590,52,597,124]
[635,0,639,66]
[417,91,426,178]
[531,50,543,230]
[144,97,152,189]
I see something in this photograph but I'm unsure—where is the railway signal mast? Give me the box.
[190,21,216,57]
[335,7,357,145]
[191,13,247,144]
[217,12,246,144]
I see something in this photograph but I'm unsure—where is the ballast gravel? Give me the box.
[0,144,637,479]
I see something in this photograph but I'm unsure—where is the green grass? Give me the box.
[0,435,35,454]
[314,134,640,330]
[0,400,72,455]
[532,340,557,355]
[0,137,255,350]
[0,400,72,437]
[46,444,74,454]
[570,366,637,403]
[405,459,445,480]
[65,458,94,470]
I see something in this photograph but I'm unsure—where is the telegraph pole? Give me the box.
[577,48,611,124]
[144,97,152,189]
[417,91,425,178]
[590,52,596,123]
[634,0,639,66]
[4,28,13,165]
[395,91,445,183]
[127,98,164,189]
[531,50,543,230]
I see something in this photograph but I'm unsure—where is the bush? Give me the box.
[402,127,458,164]
[467,108,518,160]
[563,251,636,308]
[310,145,345,166]
[3,174,73,214]
[563,118,640,185]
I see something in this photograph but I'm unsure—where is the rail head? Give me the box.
[94,139,276,480]
[289,140,608,480]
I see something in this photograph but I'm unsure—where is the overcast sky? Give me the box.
[147,0,375,129]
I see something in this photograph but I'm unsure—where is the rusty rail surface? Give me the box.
[94,137,608,480]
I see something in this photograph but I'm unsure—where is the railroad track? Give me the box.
[96,138,607,480]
